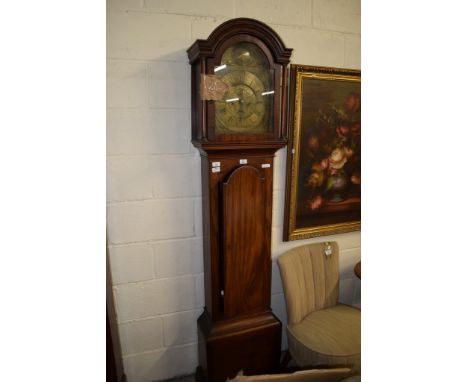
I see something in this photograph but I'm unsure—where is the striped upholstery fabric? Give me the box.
[278,242,361,372]
[287,305,360,370]
[278,242,340,325]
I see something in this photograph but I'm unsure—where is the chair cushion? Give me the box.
[287,304,361,371]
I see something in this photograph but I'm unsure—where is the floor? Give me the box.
[162,371,361,382]
[162,352,296,381]
[162,376,195,382]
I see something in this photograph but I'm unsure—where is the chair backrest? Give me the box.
[277,242,340,325]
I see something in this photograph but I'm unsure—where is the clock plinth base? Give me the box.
[196,309,282,382]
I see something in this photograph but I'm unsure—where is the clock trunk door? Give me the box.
[221,165,270,318]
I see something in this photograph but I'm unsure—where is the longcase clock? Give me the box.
[187,18,292,382]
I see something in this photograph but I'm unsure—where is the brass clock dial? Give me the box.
[214,42,273,135]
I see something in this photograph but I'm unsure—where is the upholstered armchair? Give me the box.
[277,242,360,372]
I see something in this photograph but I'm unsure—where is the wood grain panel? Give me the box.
[222,165,269,318]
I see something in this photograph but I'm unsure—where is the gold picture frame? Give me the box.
[283,65,361,241]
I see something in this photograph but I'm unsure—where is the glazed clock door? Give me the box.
[221,165,270,318]
[206,38,281,142]
[214,42,273,135]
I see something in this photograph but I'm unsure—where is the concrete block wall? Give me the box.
[107,1,360,381]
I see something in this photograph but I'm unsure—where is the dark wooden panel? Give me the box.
[206,323,281,382]
[197,310,282,382]
[222,165,269,318]
[200,155,215,317]
[204,153,274,320]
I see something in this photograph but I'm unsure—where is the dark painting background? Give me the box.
[295,77,361,229]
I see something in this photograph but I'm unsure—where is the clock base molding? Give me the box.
[195,309,282,382]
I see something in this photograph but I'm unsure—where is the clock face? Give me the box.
[214,42,273,135]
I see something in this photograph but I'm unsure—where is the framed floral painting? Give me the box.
[283,65,361,240]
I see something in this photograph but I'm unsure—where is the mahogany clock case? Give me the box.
[187,18,292,150]
[187,18,292,382]
[196,153,282,382]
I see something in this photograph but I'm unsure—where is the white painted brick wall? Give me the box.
[113,276,197,321]
[107,109,191,155]
[162,309,202,347]
[107,60,148,108]
[119,317,164,355]
[151,154,201,198]
[107,0,144,13]
[153,238,203,278]
[235,0,312,26]
[107,0,361,380]
[148,61,191,108]
[109,244,154,284]
[123,343,198,382]
[107,199,194,244]
[313,0,361,34]
[145,0,234,18]
[344,34,361,69]
[274,26,345,68]
[191,16,230,40]
[194,273,205,309]
[107,12,191,61]
[107,156,154,202]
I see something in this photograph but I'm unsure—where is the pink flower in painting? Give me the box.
[343,146,354,159]
[307,173,322,187]
[336,125,351,138]
[351,122,361,137]
[351,173,361,185]
[308,135,320,150]
[307,165,324,187]
[345,93,360,112]
[308,195,324,211]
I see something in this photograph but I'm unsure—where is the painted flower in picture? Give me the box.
[303,92,361,210]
